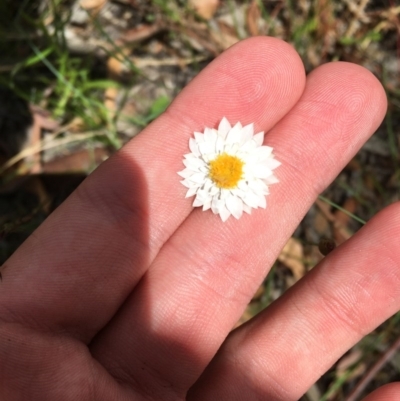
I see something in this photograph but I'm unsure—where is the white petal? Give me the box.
[193,190,210,207]
[220,189,230,200]
[189,138,201,156]
[243,191,261,208]
[178,169,195,178]
[204,127,217,142]
[193,197,204,207]
[203,178,213,192]
[253,131,264,146]
[257,193,267,208]
[252,159,281,178]
[230,188,245,198]
[215,136,224,153]
[225,124,242,144]
[223,143,239,155]
[219,203,231,222]
[238,180,249,191]
[203,152,218,163]
[183,157,206,171]
[252,164,273,179]
[211,196,221,214]
[240,139,257,154]
[211,194,235,221]
[189,172,207,183]
[202,200,212,211]
[185,186,198,198]
[243,203,252,214]
[218,117,231,138]
[226,194,243,219]
[242,164,254,179]
[264,174,279,184]
[198,141,214,157]
[194,132,204,142]
[210,185,220,196]
[180,179,195,188]
[241,123,254,141]
[248,178,269,193]
[265,158,281,170]
[254,146,273,161]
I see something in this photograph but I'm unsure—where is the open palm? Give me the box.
[1,37,399,401]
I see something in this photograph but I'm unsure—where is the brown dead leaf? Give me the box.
[189,0,219,20]
[336,349,366,380]
[28,114,42,174]
[68,117,86,133]
[347,157,362,171]
[210,21,240,50]
[42,148,109,173]
[107,46,131,79]
[104,87,118,116]
[315,198,353,244]
[2,104,58,176]
[122,24,163,43]
[334,197,357,227]
[174,21,220,55]
[315,0,337,59]
[278,237,305,282]
[247,0,261,36]
[307,44,322,68]
[79,0,107,12]
[30,105,59,131]
[332,197,357,243]
[333,225,353,245]
[316,198,333,220]
[314,209,330,235]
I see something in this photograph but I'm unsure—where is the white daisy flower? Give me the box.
[178,117,280,222]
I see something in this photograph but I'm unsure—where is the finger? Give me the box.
[0,37,305,341]
[188,202,400,401]
[91,62,387,398]
[361,383,400,401]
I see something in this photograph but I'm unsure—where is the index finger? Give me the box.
[0,37,306,341]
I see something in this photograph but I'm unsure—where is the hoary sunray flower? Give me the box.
[178,117,280,222]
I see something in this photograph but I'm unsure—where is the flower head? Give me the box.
[178,117,280,222]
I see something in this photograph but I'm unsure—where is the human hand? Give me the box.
[0,37,398,401]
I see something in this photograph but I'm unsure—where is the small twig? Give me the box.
[344,336,400,401]
[121,23,164,43]
[131,55,208,68]
[0,130,106,174]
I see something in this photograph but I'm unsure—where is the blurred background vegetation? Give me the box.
[0,0,399,400]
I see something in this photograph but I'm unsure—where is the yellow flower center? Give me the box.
[208,153,244,189]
